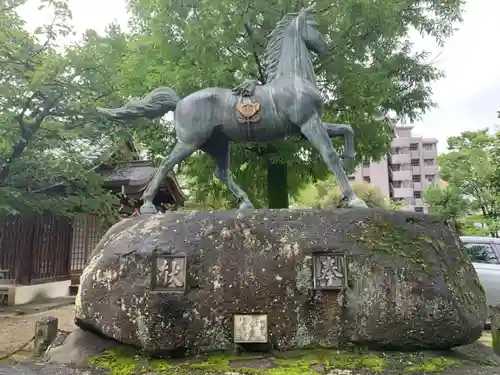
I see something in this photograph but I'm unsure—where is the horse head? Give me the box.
[263,4,329,82]
[298,4,329,58]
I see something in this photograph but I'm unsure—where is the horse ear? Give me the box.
[299,4,315,17]
[303,2,316,13]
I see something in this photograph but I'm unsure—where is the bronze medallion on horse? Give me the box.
[236,97,261,125]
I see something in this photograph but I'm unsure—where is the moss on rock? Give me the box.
[88,346,476,375]
[77,208,486,352]
[351,218,430,272]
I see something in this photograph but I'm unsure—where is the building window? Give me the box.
[410,143,418,151]
[414,207,424,212]
[410,159,420,166]
[348,175,355,181]
[392,147,401,154]
[425,174,435,183]
[363,161,370,168]
[423,143,434,151]
[392,164,401,171]
[413,191,421,199]
[412,175,421,182]
[423,158,435,166]
[363,176,371,183]
[393,181,402,188]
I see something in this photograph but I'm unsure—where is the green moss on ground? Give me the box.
[492,330,500,355]
[88,346,472,375]
[480,332,493,348]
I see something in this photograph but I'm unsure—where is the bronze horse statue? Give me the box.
[97,5,367,213]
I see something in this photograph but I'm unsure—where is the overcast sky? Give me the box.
[17,0,500,153]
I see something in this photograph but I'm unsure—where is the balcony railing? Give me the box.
[410,150,419,158]
[390,185,413,199]
[391,170,412,181]
[390,153,411,164]
[422,149,437,159]
[423,165,438,175]
[392,137,410,147]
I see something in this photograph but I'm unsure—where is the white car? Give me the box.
[460,236,500,324]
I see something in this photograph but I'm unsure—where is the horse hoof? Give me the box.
[238,201,254,210]
[347,198,368,208]
[140,202,157,215]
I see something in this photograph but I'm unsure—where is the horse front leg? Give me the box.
[300,116,367,208]
[323,123,355,174]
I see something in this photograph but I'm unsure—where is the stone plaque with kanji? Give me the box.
[152,255,186,292]
[233,314,268,343]
[312,252,347,290]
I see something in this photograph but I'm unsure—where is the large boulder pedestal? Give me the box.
[75,208,486,355]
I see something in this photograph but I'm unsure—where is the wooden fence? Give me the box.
[0,214,73,285]
[69,214,103,282]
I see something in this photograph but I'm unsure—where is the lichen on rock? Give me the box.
[75,208,486,355]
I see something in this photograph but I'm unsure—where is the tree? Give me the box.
[425,129,500,236]
[293,178,395,209]
[0,0,129,218]
[115,0,463,209]
[424,184,468,233]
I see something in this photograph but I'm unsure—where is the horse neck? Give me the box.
[275,29,316,85]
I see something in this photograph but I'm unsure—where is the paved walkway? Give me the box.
[0,296,75,318]
[0,302,76,361]
[0,361,93,375]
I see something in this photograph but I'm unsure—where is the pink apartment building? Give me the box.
[349,125,438,213]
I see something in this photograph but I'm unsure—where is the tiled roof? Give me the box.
[100,160,156,187]
[98,160,186,204]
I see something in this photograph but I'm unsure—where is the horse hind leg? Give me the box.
[323,123,355,173]
[201,138,254,210]
[300,116,367,208]
[141,141,198,214]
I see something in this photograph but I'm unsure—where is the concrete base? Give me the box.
[1,280,71,306]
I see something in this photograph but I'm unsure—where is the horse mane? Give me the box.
[262,12,299,82]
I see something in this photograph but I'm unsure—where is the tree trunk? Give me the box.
[266,160,289,209]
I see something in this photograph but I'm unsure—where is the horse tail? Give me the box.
[96,87,180,121]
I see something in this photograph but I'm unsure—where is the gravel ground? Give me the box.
[0,305,76,360]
